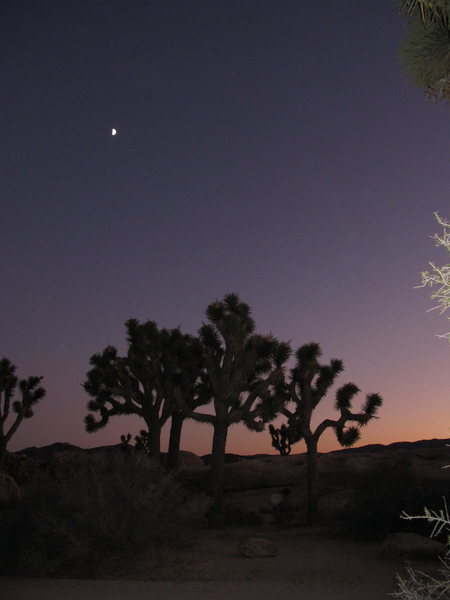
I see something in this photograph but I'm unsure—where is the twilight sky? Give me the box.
[2,0,449,457]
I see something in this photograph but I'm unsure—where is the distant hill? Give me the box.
[15,442,83,460]
[15,441,125,460]
[330,438,450,454]
[15,437,450,462]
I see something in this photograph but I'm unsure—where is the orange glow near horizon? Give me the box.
[9,372,449,457]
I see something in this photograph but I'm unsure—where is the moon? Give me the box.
[111,128,117,136]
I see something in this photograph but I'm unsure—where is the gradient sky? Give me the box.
[2,1,449,457]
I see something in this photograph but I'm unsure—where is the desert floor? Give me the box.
[1,524,441,600]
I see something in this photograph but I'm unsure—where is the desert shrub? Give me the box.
[0,452,209,577]
[392,500,450,599]
[336,458,437,541]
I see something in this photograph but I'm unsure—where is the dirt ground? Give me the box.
[1,524,441,600]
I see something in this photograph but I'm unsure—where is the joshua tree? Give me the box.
[180,293,291,528]
[268,423,295,456]
[271,343,382,523]
[84,319,209,469]
[120,428,176,462]
[0,357,45,470]
[417,212,450,342]
[119,430,154,457]
[398,1,450,103]
[120,432,132,445]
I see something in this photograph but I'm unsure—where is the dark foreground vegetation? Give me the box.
[0,439,448,579]
[0,450,208,577]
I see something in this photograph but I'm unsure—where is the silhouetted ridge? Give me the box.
[330,438,450,454]
[17,442,83,459]
[14,437,450,461]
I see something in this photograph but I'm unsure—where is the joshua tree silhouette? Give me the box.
[84,319,209,469]
[180,293,291,528]
[270,342,383,523]
[0,357,45,470]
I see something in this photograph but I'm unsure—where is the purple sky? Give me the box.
[2,1,449,456]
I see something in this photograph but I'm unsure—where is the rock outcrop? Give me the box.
[381,532,446,558]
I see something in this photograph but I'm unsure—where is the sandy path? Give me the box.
[1,576,406,600]
[1,526,439,600]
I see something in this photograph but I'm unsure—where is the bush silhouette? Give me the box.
[0,452,209,577]
[336,458,448,541]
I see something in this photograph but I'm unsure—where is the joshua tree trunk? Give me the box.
[208,419,228,528]
[143,418,162,461]
[275,343,383,525]
[150,429,161,459]
[0,437,7,472]
[306,437,320,524]
[166,410,184,471]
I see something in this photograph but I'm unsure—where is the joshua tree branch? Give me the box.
[1,391,13,425]
[241,370,280,414]
[5,412,25,443]
[313,418,341,441]
[187,410,215,425]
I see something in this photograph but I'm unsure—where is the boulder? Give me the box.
[381,532,446,558]
[223,454,306,491]
[237,537,279,557]
[0,472,21,508]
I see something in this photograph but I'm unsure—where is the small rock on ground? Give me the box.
[237,537,279,557]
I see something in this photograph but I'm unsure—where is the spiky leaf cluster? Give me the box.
[401,1,450,25]
[361,392,383,420]
[335,382,360,412]
[336,425,361,447]
[399,1,450,102]
[269,423,302,455]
